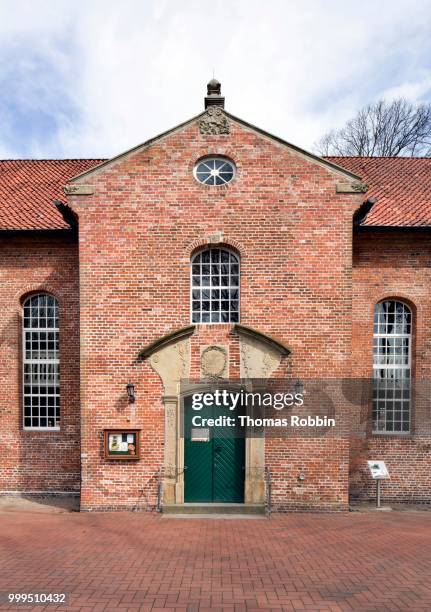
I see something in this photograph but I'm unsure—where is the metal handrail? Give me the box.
[264,466,272,518]
[156,467,163,512]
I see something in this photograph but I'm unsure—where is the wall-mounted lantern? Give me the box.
[294,379,304,395]
[126,382,136,404]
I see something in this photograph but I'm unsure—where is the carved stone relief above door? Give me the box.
[200,345,228,379]
[140,323,290,505]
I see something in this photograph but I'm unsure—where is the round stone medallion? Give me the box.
[201,346,227,378]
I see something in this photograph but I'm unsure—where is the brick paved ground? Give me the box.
[0,503,431,611]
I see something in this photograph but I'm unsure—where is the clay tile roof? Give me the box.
[0,159,104,230]
[326,156,431,227]
[0,156,430,230]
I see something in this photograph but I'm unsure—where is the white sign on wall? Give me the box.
[367,460,390,480]
[191,428,210,442]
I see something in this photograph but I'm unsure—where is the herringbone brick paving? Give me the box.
[0,508,430,611]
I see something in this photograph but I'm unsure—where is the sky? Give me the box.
[0,0,431,159]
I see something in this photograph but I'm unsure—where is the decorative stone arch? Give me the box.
[232,324,290,503]
[139,326,194,503]
[233,324,291,369]
[139,323,291,505]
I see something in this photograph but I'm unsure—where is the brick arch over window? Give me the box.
[372,298,412,434]
[187,235,245,258]
[372,294,417,319]
[16,285,63,309]
[190,246,240,324]
[187,148,242,175]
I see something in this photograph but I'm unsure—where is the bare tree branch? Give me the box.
[314,98,431,157]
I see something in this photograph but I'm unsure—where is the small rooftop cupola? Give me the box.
[205,78,225,109]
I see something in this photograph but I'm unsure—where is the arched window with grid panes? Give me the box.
[373,300,411,434]
[191,247,240,323]
[23,294,60,429]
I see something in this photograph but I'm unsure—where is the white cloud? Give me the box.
[380,74,431,103]
[0,0,431,157]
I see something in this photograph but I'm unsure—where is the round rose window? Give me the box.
[194,157,235,186]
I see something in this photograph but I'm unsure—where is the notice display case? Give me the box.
[104,429,140,460]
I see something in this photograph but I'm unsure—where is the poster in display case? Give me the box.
[104,429,140,460]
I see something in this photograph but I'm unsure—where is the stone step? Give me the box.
[162,503,266,515]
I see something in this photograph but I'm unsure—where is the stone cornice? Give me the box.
[138,325,196,359]
[336,182,368,194]
[232,324,290,356]
[64,184,95,196]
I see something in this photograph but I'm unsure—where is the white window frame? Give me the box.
[372,300,411,435]
[190,247,240,324]
[22,294,60,431]
[193,156,236,186]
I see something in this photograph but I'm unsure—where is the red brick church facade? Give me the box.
[0,81,430,511]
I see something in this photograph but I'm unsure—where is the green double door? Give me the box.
[184,396,245,503]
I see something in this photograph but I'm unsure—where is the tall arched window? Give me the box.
[373,300,411,433]
[191,247,240,323]
[23,294,60,429]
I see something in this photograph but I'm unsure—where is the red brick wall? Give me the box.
[69,117,362,511]
[189,326,350,512]
[2,130,429,511]
[351,230,431,503]
[3,137,429,511]
[0,233,80,492]
[268,438,350,511]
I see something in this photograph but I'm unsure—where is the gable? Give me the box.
[68,109,361,184]
[1,115,430,230]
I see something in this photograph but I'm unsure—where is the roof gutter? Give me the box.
[355,224,431,231]
[0,228,76,237]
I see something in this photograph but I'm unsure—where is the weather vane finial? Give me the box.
[204,76,224,109]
